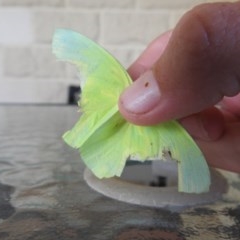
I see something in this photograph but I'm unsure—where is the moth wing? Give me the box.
[52,29,131,148]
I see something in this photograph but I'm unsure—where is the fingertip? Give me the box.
[119,69,207,126]
[118,71,163,125]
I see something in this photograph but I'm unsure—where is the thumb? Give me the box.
[119,2,240,125]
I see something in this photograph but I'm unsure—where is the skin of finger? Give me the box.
[151,1,240,120]
[120,2,240,126]
[180,107,225,141]
[196,122,240,173]
[221,93,240,118]
[127,31,172,81]
[220,109,239,122]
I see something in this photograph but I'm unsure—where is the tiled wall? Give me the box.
[0,0,229,103]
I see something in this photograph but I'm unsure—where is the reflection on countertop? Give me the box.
[0,105,240,240]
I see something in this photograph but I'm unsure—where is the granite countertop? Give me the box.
[0,105,240,240]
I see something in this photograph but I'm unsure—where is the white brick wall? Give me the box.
[0,8,33,45]
[0,0,235,103]
[66,0,135,8]
[102,12,169,45]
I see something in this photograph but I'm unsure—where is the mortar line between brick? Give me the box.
[32,8,177,14]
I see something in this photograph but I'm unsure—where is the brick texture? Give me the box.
[1,0,65,7]
[102,12,169,45]
[0,9,33,45]
[137,0,205,9]
[3,46,67,78]
[4,47,35,77]
[66,0,135,8]
[0,0,231,103]
[136,0,236,9]
[0,79,69,103]
[33,47,68,78]
[34,11,100,43]
[0,47,3,77]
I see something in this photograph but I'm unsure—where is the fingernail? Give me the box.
[120,71,161,114]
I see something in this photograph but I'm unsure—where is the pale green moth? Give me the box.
[52,29,210,193]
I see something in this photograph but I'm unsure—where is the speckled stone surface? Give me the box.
[0,105,240,240]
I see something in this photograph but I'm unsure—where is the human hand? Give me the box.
[118,2,240,172]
